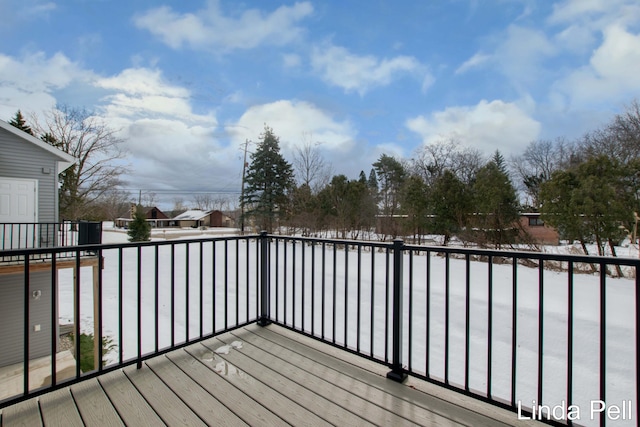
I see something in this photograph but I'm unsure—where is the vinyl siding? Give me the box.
[0,272,55,367]
[0,127,60,223]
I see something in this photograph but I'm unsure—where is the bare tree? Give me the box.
[31,105,127,220]
[511,138,575,207]
[411,139,483,186]
[192,193,214,210]
[292,133,332,193]
[141,191,158,206]
[95,188,132,221]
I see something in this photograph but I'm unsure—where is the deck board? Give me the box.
[97,369,165,427]
[145,355,248,426]
[0,323,545,427]
[69,378,124,426]
[165,349,285,426]
[239,326,507,427]
[38,388,83,427]
[184,342,336,426]
[122,364,207,427]
[200,336,375,426]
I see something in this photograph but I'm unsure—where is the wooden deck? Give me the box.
[0,324,542,426]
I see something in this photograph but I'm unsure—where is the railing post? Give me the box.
[258,231,271,326]
[387,239,407,382]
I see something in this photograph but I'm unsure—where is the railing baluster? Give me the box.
[465,253,470,393]
[137,246,142,369]
[370,245,375,357]
[538,259,544,406]
[200,241,204,337]
[567,261,574,427]
[487,256,493,399]
[302,241,306,333]
[118,248,123,364]
[154,246,159,353]
[356,244,361,354]
[186,243,190,342]
[50,252,57,386]
[344,244,348,348]
[23,254,30,396]
[408,250,413,373]
[425,250,430,378]
[599,262,606,427]
[511,257,518,407]
[445,252,450,385]
[235,239,239,327]
[212,241,217,333]
[171,244,175,348]
[322,241,326,340]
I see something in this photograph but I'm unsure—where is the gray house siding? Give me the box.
[0,272,55,366]
[1,122,76,370]
[0,126,60,223]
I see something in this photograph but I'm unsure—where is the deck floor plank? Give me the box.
[184,343,329,426]
[69,378,124,426]
[1,324,546,427]
[0,398,42,427]
[122,364,207,427]
[38,388,83,427]
[243,325,511,427]
[166,348,285,427]
[215,330,423,426]
[145,355,249,426]
[200,336,376,426]
[98,369,166,427]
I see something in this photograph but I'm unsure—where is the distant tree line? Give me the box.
[9,99,640,256]
[242,100,640,256]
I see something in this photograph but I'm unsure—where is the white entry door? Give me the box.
[0,177,38,249]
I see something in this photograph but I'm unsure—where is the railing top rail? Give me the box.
[0,233,261,257]
[401,241,640,267]
[2,231,639,267]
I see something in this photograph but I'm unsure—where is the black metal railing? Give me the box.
[0,232,638,427]
[0,222,102,262]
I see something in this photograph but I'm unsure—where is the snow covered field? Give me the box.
[58,225,637,426]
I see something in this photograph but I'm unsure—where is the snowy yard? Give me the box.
[58,225,637,426]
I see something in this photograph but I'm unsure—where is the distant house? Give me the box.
[172,209,233,228]
[115,206,170,228]
[518,212,559,245]
[0,119,77,368]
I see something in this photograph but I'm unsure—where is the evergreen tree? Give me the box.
[429,170,471,245]
[400,175,430,243]
[241,126,295,232]
[9,110,34,135]
[471,158,520,247]
[127,207,151,242]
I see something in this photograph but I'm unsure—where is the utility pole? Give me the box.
[240,139,250,234]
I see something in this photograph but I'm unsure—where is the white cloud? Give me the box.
[227,100,356,154]
[96,68,217,123]
[455,52,491,74]
[310,43,430,95]
[0,51,93,118]
[406,99,541,156]
[282,53,302,68]
[133,1,313,52]
[553,24,640,107]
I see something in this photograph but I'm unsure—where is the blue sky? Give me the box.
[2,0,640,208]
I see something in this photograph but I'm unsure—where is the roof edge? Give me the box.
[0,119,76,172]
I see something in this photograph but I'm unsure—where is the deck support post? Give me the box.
[258,231,271,326]
[387,239,407,383]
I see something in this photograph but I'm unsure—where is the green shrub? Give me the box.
[70,332,115,372]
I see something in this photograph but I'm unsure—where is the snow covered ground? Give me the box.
[57,224,637,426]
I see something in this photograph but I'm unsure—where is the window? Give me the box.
[528,217,544,226]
